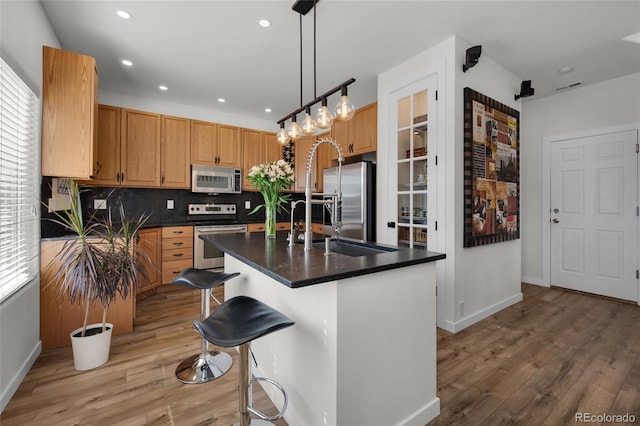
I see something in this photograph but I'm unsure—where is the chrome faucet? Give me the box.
[304,137,344,251]
[288,199,305,247]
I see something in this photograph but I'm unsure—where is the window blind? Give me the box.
[0,57,40,302]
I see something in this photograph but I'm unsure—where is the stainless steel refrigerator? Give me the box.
[323,161,376,241]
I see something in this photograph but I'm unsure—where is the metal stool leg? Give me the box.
[175,288,233,384]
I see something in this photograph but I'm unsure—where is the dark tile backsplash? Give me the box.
[41,177,325,238]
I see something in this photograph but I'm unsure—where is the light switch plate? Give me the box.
[245,200,251,209]
[93,199,107,210]
[167,199,174,210]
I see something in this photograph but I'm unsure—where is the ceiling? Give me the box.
[39,0,640,127]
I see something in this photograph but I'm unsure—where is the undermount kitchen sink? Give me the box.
[312,239,398,257]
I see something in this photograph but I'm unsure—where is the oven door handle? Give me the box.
[196,226,248,234]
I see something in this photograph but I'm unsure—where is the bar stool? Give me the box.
[172,268,240,384]
[193,295,294,426]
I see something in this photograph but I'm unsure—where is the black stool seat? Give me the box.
[173,268,240,290]
[194,296,294,348]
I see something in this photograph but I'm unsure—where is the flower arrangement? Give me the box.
[246,160,295,238]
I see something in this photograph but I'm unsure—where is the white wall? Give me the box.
[100,89,276,132]
[0,0,61,413]
[377,36,523,332]
[521,73,640,285]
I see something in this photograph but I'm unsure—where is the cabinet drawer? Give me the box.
[162,226,193,239]
[276,222,291,231]
[247,223,266,232]
[162,247,193,262]
[162,259,193,284]
[162,236,192,249]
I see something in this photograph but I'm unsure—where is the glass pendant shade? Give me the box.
[287,116,302,141]
[315,97,333,129]
[276,124,289,145]
[335,94,355,122]
[301,108,317,135]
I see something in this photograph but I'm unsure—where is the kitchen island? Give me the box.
[201,232,445,426]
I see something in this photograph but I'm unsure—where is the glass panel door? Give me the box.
[396,90,429,249]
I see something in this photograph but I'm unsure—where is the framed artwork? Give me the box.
[463,87,520,247]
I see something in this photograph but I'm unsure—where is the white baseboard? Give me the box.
[399,397,440,426]
[521,275,548,287]
[437,293,523,334]
[0,340,41,413]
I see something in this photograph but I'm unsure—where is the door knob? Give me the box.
[553,208,559,213]
[552,218,559,223]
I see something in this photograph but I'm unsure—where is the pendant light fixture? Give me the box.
[277,0,355,137]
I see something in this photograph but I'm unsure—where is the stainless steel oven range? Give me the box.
[189,203,247,271]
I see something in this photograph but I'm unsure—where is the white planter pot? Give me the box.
[70,323,113,371]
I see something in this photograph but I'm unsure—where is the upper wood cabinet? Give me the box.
[331,102,377,159]
[242,129,264,191]
[264,132,282,164]
[41,46,98,178]
[121,109,161,187]
[293,133,331,193]
[191,121,242,168]
[160,115,191,188]
[77,104,121,186]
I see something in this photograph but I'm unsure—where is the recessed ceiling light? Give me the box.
[265,108,272,113]
[558,66,573,74]
[121,59,133,67]
[218,98,226,103]
[116,10,131,19]
[258,18,271,28]
[159,85,168,91]
[623,32,640,44]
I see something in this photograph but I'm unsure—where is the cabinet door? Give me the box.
[41,46,98,178]
[78,104,121,186]
[121,109,161,187]
[330,119,351,159]
[217,125,242,167]
[160,115,191,188]
[315,131,331,193]
[294,135,318,193]
[352,102,377,155]
[137,228,162,293]
[191,120,217,165]
[264,132,282,163]
[242,129,264,191]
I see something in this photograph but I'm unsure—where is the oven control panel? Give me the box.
[188,203,236,215]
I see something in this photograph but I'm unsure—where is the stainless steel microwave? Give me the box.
[191,165,242,194]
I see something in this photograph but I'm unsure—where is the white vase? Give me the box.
[70,323,113,371]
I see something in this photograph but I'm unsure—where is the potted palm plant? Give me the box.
[46,180,150,370]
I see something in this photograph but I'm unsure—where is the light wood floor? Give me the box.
[1,285,286,426]
[2,284,639,425]
[429,284,640,425]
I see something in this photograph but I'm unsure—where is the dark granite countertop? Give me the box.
[201,232,446,288]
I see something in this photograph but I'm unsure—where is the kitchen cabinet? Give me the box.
[40,239,134,350]
[242,130,284,191]
[77,104,121,186]
[191,121,242,167]
[137,227,162,294]
[331,102,377,159]
[41,46,98,179]
[161,226,193,284]
[247,222,291,232]
[294,132,331,193]
[242,129,264,191]
[121,108,161,187]
[160,115,191,188]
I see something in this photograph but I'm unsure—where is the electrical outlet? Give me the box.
[93,199,107,210]
[167,199,174,210]
[245,200,251,209]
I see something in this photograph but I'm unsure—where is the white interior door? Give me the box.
[550,130,638,301]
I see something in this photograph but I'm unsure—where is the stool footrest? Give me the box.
[248,376,289,421]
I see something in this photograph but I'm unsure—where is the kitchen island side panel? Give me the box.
[224,255,439,425]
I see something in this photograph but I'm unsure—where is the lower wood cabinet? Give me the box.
[161,226,193,284]
[40,239,134,350]
[247,222,291,232]
[137,227,162,294]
